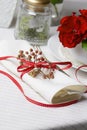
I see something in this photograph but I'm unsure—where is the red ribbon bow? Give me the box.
[17,58,72,78]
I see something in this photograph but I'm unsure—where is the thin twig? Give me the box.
[38,46,70,77]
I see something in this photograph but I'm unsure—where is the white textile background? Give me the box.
[0,0,87,130]
[0,26,87,130]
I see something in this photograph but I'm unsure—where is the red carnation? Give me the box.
[79,9,87,18]
[57,10,87,49]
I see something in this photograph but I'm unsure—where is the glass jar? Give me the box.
[14,0,52,45]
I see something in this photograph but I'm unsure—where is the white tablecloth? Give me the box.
[0,26,87,130]
[0,1,87,129]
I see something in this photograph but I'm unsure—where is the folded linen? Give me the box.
[0,40,86,104]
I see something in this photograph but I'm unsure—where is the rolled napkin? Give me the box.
[0,40,86,104]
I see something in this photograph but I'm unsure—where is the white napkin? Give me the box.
[0,40,86,104]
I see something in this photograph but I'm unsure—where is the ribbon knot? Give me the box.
[17,58,72,78]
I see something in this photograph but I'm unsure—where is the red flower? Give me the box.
[58,13,78,33]
[77,16,87,34]
[59,32,83,48]
[57,10,87,48]
[79,9,87,18]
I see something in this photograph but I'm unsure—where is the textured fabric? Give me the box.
[0,0,87,128]
[0,64,87,130]
[0,39,87,129]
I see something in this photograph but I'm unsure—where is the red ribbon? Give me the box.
[0,56,15,60]
[75,65,87,93]
[17,58,72,78]
[0,55,86,107]
[0,70,78,107]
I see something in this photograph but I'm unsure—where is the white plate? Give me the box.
[48,35,87,72]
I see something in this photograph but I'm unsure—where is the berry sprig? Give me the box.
[17,48,55,79]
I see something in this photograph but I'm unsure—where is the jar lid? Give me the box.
[23,0,50,6]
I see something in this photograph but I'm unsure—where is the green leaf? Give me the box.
[50,0,63,5]
[82,40,87,51]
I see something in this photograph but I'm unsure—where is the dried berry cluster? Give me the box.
[17,48,54,79]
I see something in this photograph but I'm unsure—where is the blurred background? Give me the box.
[51,0,87,26]
[0,0,87,28]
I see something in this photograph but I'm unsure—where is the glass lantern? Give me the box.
[14,0,52,45]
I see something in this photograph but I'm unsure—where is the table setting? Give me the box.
[0,0,87,130]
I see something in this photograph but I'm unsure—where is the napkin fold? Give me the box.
[0,40,86,104]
